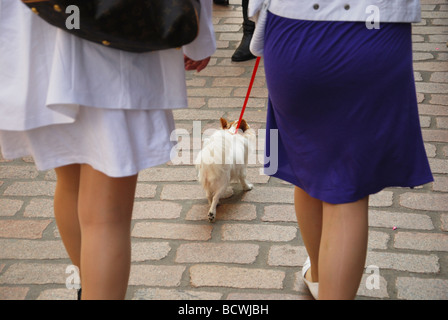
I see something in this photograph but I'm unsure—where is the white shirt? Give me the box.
[0,0,216,131]
[248,0,421,57]
[249,0,421,23]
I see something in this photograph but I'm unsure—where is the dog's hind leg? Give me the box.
[240,177,254,191]
[208,185,227,223]
[206,189,213,205]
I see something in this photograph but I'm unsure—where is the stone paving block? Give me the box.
[429,94,448,105]
[173,109,225,121]
[221,223,297,242]
[262,205,296,222]
[23,199,54,218]
[187,97,206,109]
[425,143,437,158]
[0,220,51,239]
[430,71,448,82]
[368,190,394,207]
[175,243,259,264]
[0,239,67,259]
[368,231,390,250]
[190,265,285,289]
[246,168,270,183]
[208,97,264,109]
[212,77,265,88]
[191,66,245,78]
[36,288,77,300]
[0,287,29,300]
[366,251,439,273]
[128,265,186,287]
[267,245,307,267]
[368,210,434,230]
[394,232,448,251]
[441,213,448,232]
[132,222,213,241]
[413,52,435,60]
[160,184,206,200]
[415,82,448,93]
[131,241,171,262]
[226,292,309,300]
[234,87,269,99]
[132,201,182,220]
[419,115,431,127]
[396,277,448,300]
[0,165,39,179]
[0,263,67,285]
[429,158,448,173]
[419,103,448,116]
[412,26,448,35]
[138,167,198,182]
[188,87,233,98]
[133,288,223,300]
[413,61,448,71]
[437,117,448,129]
[241,186,294,204]
[0,199,23,216]
[135,184,157,199]
[4,181,56,197]
[400,192,448,211]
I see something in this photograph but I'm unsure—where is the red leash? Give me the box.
[235,56,261,132]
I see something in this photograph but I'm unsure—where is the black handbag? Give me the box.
[21,0,201,53]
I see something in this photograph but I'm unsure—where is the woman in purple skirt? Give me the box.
[250,0,433,299]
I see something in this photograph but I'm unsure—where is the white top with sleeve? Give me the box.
[248,0,421,57]
[0,0,216,131]
[249,0,421,23]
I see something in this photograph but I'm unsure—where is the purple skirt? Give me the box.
[263,12,433,204]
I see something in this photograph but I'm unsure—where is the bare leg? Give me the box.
[77,164,138,300]
[294,187,322,283]
[318,197,369,300]
[54,164,82,268]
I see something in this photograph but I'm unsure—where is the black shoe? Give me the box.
[213,0,229,6]
[77,288,82,300]
[232,23,256,62]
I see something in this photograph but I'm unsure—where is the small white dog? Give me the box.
[195,118,255,222]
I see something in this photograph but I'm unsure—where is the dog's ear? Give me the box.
[239,119,250,132]
[220,117,228,129]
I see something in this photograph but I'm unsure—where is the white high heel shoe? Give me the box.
[302,257,319,299]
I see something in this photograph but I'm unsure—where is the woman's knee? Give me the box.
[77,165,137,227]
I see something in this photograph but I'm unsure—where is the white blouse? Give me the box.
[249,0,421,57]
[0,0,216,131]
[250,0,421,23]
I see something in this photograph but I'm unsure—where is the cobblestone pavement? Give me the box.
[0,0,447,300]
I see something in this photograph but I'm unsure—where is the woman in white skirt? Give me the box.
[0,0,216,299]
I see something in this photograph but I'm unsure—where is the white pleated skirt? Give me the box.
[0,106,176,177]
